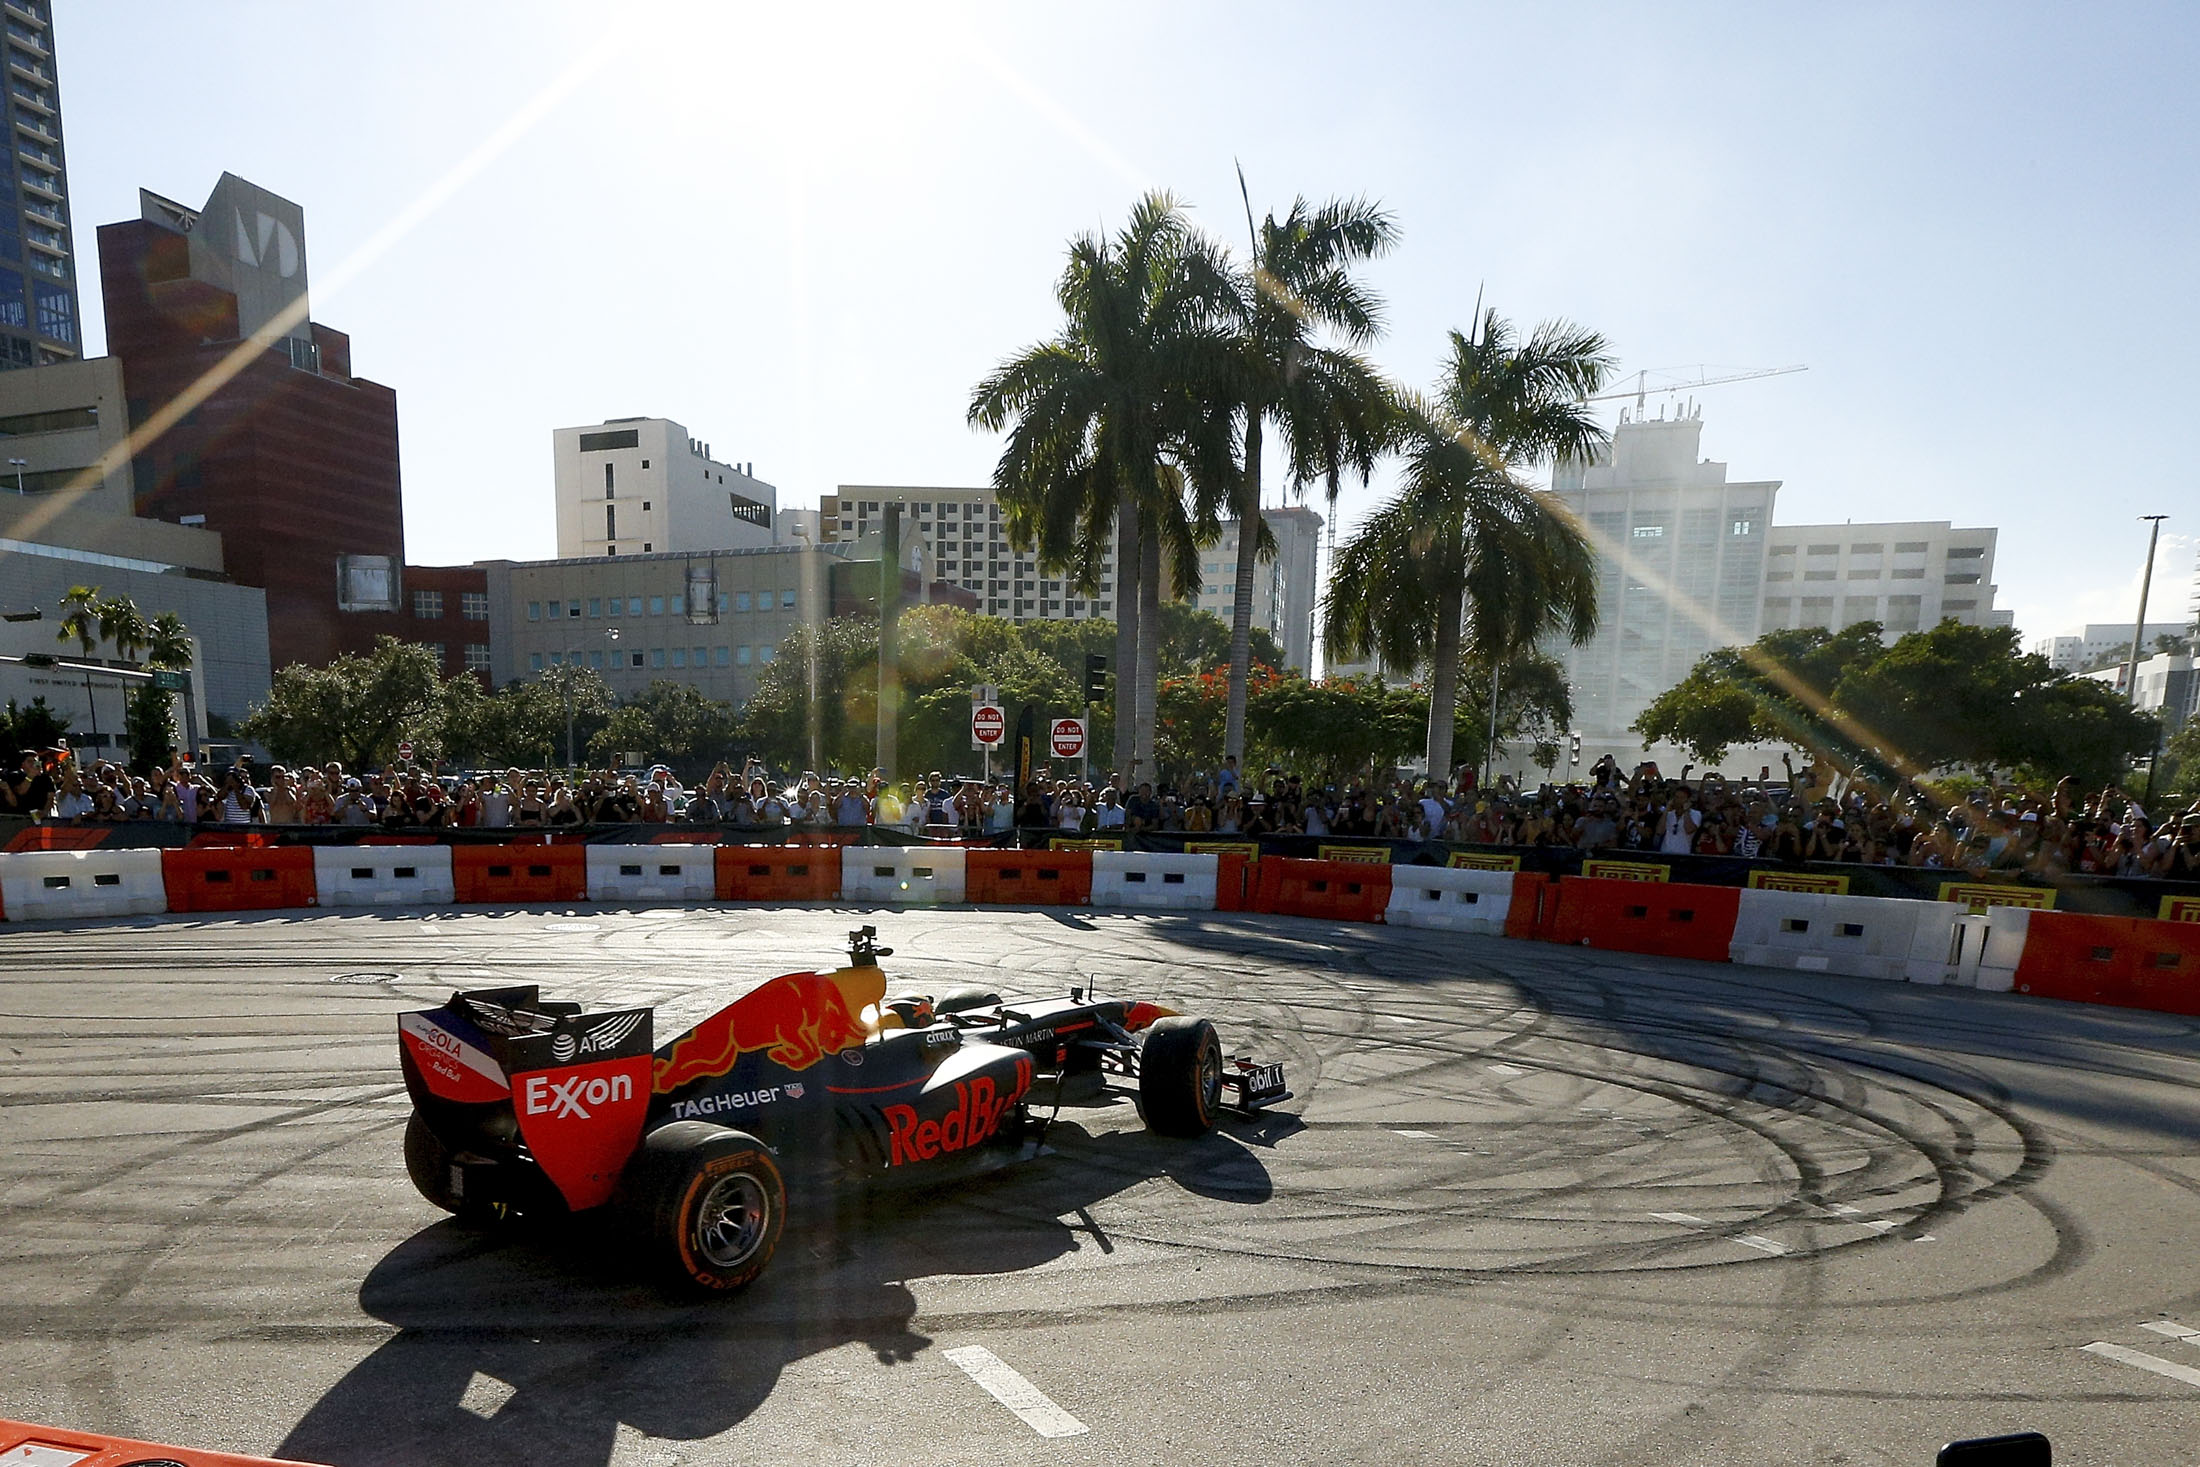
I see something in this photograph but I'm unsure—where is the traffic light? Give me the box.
[1568,732,1582,767]
[1084,653,1108,703]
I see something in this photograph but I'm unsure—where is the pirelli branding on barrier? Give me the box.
[1747,868,1851,895]
[1581,859,1669,883]
[1048,837,1123,852]
[2159,894,2200,922]
[1448,851,1522,872]
[1319,845,1391,864]
[1185,840,1260,860]
[1937,881,2056,913]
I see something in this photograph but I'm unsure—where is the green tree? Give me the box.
[2162,717,2200,804]
[0,696,69,753]
[969,191,1240,786]
[239,636,461,769]
[589,680,740,771]
[1159,598,1282,678]
[1634,619,2159,789]
[1326,311,1607,780]
[1219,185,1396,765]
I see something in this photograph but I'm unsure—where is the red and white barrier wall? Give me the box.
[0,844,2194,1019]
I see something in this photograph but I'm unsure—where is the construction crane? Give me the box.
[1588,363,1808,415]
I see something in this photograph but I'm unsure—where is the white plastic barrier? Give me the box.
[1903,905,1990,986]
[1973,905,2035,994]
[1091,850,1219,911]
[841,844,966,905]
[586,844,716,902]
[1730,888,1926,981]
[312,845,457,907]
[0,848,167,920]
[1383,864,1513,933]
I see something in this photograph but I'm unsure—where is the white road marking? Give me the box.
[1736,1234,1791,1256]
[1389,1015,1420,1024]
[2141,1320,2200,1342]
[458,1370,516,1419]
[2081,1341,2200,1389]
[1650,1211,1707,1226]
[1486,1063,1527,1076]
[1863,1219,1898,1234]
[1392,1129,1438,1139]
[1825,1202,1863,1216]
[943,1345,1089,1438]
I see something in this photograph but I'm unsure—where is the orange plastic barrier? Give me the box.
[451,842,588,904]
[1211,852,1250,911]
[965,848,1092,905]
[1504,870,1560,941]
[715,845,842,902]
[1547,876,1740,962]
[163,845,318,913]
[0,1417,327,1465]
[2010,911,2200,1016]
[1253,856,1392,924]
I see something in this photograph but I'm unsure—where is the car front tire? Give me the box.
[1138,1016,1222,1137]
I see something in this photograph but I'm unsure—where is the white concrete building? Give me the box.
[552,418,777,559]
[822,486,1324,671]
[1761,521,2011,638]
[2083,646,2197,735]
[2035,622,2187,674]
[1549,411,1779,747]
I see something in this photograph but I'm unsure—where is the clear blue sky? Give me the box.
[60,0,2199,644]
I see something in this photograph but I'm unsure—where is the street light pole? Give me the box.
[2122,514,2169,706]
[562,627,620,769]
[792,524,821,772]
[7,458,25,494]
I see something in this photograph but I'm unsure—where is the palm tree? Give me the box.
[1219,185,1396,761]
[968,192,1238,783]
[1325,311,1611,779]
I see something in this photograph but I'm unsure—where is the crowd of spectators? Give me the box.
[5,742,2198,882]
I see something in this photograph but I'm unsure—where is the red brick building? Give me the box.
[96,174,469,677]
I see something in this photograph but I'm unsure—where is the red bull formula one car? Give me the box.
[397,928,1289,1292]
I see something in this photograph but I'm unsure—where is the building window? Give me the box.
[1945,573,1981,585]
[641,459,649,469]
[527,601,541,621]
[734,591,751,612]
[669,595,684,617]
[606,505,617,540]
[650,648,665,669]
[568,602,580,618]
[1803,570,1836,581]
[1765,570,1794,583]
[1769,544,1796,556]
[626,597,643,616]
[548,600,563,619]
[579,429,639,452]
[671,648,687,668]
[1890,568,1925,579]
[1806,543,1840,555]
[412,589,443,619]
[759,645,775,663]
[1894,541,1929,553]
[736,645,752,665]
[692,646,706,667]
[607,546,617,556]
[462,592,489,620]
[629,651,645,668]
[711,646,729,666]
[32,282,70,344]
[530,653,543,671]
[1631,525,1664,539]
[1944,599,1977,611]
[1948,546,1986,559]
[642,542,652,552]
[1886,596,1923,632]
[780,589,795,609]
[1730,519,1755,536]
[649,595,665,616]
[604,462,614,492]
[464,643,490,671]
[1849,568,1881,579]
[1851,542,1884,555]
[422,642,446,664]
[642,500,651,511]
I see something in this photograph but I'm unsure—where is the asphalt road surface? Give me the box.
[0,904,2196,1467]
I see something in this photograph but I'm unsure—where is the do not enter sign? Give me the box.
[396,740,415,762]
[1049,717,1087,760]
[971,704,1005,747]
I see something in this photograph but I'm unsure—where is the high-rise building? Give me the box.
[552,418,777,559]
[0,0,79,372]
[97,173,452,673]
[1761,522,2009,637]
[1549,411,1779,746]
[820,486,1325,671]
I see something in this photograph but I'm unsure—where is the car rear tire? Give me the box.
[1138,1016,1222,1137]
[403,1111,512,1227]
[622,1121,786,1294]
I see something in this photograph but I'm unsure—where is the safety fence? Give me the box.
[1,843,2195,1020]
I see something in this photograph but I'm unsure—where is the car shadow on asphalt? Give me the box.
[275,1117,1274,1467]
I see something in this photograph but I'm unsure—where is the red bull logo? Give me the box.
[884,1057,1033,1167]
[655,967,882,1092]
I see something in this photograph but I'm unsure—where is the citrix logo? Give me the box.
[524,1070,633,1120]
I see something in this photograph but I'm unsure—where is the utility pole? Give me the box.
[876,503,901,781]
[2122,514,2169,706]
